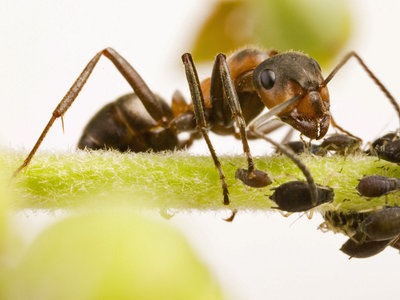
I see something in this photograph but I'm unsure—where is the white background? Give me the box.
[1,1,400,299]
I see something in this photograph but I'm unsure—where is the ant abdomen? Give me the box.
[78,93,179,152]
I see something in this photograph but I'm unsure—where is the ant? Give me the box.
[12,47,400,206]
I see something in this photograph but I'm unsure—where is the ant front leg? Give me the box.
[13,48,167,177]
[181,53,230,205]
[210,54,272,188]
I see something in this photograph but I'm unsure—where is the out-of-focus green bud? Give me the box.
[191,0,352,67]
[3,210,223,300]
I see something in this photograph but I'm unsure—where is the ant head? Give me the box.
[253,51,330,139]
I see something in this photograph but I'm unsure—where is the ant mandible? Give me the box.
[13,47,400,205]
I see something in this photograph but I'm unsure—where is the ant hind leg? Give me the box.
[13,48,172,177]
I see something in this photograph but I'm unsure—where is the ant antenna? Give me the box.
[322,51,400,122]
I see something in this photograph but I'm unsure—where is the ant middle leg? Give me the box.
[181,53,272,205]
[181,53,230,205]
[210,54,272,188]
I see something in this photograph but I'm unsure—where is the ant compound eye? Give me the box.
[259,69,275,90]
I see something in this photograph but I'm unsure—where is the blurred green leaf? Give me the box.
[191,0,352,66]
[3,210,223,300]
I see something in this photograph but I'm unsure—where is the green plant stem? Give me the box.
[2,149,399,211]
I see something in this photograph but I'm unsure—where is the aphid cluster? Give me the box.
[284,133,362,156]
[321,207,400,258]
[317,129,400,258]
[12,46,400,246]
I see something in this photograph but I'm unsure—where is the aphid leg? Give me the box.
[274,210,292,218]
[323,51,400,123]
[211,54,271,188]
[181,53,230,205]
[13,48,169,177]
[306,210,314,220]
[299,134,315,155]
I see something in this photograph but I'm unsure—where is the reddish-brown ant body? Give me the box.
[13,47,400,205]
